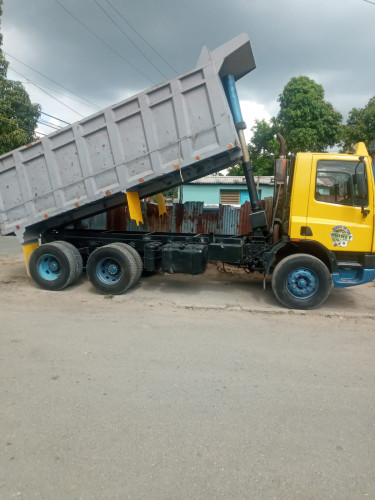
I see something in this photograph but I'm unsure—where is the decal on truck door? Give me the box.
[330,225,353,247]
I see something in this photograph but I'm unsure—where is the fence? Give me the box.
[105,199,274,235]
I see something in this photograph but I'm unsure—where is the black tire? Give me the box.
[29,242,77,291]
[111,243,143,284]
[271,253,332,309]
[54,241,83,284]
[86,244,138,294]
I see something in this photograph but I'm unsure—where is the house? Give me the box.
[180,175,274,205]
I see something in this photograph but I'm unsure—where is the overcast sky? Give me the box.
[2,0,375,141]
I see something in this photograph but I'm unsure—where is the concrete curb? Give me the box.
[178,303,375,319]
[115,294,375,320]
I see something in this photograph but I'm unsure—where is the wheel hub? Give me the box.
[107,263,119,276]
[287,268,319,299]
[96,257,122,285]
[37,254,62,281]
[48,259,60,273]
[297,278,307,288]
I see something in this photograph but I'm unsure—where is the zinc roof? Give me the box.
[189,175,274,185]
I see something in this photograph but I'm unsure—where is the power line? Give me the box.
[53,0,156,85]
[4,51,101,110]
[8,66,85,118]
[37,119,62,131]
[363,0,375,4]
[9,69,99,111]
[0,81,71,125]
[105,0,178,75]
[37,120,61,131]
[94,0,168,80]
[21,78,99,111]
[40,111,70,125]
[35,82,85,118]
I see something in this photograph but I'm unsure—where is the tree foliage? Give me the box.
[342,96,375,151]
[227,163,245,176]
[0,0,40,155]
[248,119,279,175]
[228,76,344,177]
[0,0,7,78]
[275,76,342,153]
[227,119,279,176]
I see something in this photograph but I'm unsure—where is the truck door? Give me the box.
[305,156,373,253]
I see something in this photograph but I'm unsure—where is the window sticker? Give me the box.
[330,226,353,247]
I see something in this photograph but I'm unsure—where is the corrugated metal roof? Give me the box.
[189,175,274,185]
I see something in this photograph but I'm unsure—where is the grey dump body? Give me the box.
[0,34,255,243]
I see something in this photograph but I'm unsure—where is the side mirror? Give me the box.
[353,161,369,218]
[354,170,366,198]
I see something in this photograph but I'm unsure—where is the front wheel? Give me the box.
[272,254,332,309]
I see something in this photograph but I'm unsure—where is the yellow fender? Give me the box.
[22,242,39,277]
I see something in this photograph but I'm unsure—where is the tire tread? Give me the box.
[86,243,138,294]
[53,241,83,285]
[29,242,76,291]
[272,253,332,309]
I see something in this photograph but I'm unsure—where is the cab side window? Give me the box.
[315,160,367,207]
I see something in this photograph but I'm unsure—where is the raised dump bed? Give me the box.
[0,34,255,244]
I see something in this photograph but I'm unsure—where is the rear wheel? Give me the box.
[54,241,83,284]
[29,242,76,291]
[111,243,143,283]
[86,244,138,294]
[272,254,332,309]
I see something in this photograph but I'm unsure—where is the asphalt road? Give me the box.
[1,235,375,499]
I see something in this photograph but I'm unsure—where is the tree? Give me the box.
[275,76,342,153]
[248,119,279,175]
[0,0,40,155]
[0,0,8,78]
[227,163,245,176]
[228,77,342,177]
[227,119,279,176]
[342,96,375,151]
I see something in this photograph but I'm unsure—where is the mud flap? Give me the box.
[155,193,166,216]
[22,242,40,277]
[127,191,143,226]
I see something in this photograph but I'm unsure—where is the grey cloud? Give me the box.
[2,0,374,129]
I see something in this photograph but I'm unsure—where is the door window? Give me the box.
[315,160,367,207]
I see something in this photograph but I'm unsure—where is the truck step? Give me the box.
[337,261,363,269]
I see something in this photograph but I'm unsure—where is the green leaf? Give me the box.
[341,96,375,151]
[0,2,41,154]
[276,76,343,152]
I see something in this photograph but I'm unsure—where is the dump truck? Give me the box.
[1,33,374,309]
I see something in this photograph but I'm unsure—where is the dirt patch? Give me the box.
[207,262,264,282]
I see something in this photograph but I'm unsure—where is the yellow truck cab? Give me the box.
[270,142,375,308]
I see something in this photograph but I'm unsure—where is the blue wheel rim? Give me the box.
[286,268,319,299]
[96,258,122,285]
[37,254,61,281]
